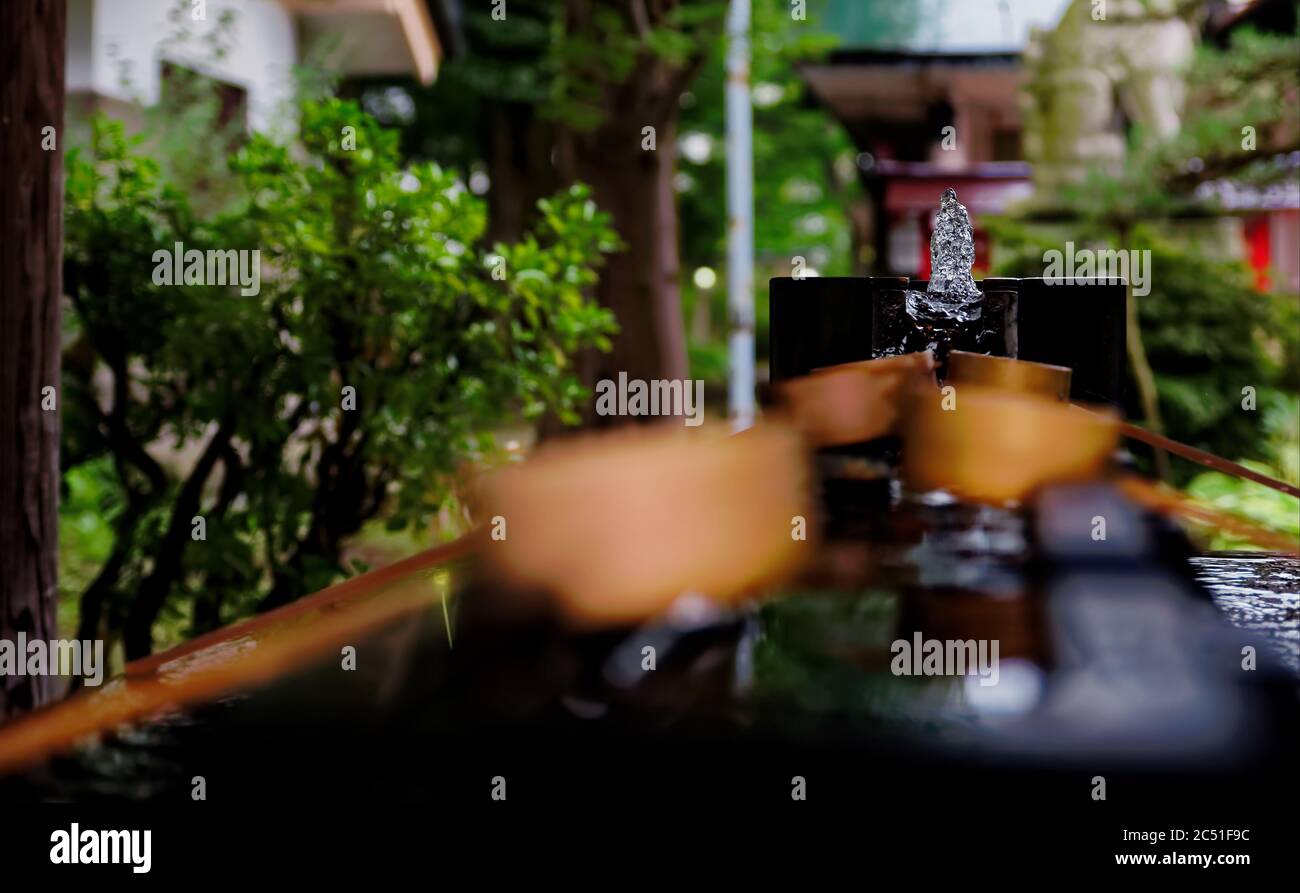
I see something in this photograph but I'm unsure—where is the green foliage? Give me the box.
[545,2,726,132]
[61,99,616,650]
[987,3,1294,504]
[680,0,855,268]
[988,11,1300,486]
[989,216,1288,476]
[1156,19,1300,188]
[752,588,921,717]
[687,340,729,383]
[1266,287,1300,391]
[1131,227,1281,467]
[1186,394,1300,549]
[1056,18,1300,223]
[379,1,726,155]
[368,2,857,390]
[56,459,120,636]
[677,0,861,378]
[370,0,554,167]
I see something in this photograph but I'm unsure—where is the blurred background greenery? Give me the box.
[57,0,1298,663]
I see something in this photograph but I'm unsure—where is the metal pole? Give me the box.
[725,0,755,432]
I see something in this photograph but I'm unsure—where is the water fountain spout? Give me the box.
[907,187,983,324]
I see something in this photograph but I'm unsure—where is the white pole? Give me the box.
[725,0,755,432]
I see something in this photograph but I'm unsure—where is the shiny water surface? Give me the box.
[1193,552,1300,676]
[3,546,1296,801]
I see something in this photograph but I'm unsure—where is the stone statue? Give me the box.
[1021,0,1200,204]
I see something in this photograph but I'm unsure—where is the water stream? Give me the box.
[905,187,983,324]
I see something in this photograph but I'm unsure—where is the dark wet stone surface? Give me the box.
[2,546,1296,803]
[1193,553,1300,676]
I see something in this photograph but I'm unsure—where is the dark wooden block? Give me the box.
[769,276,888,382]
[1017,277,1126,408]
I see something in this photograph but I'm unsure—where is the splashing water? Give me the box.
[905,188,983,324]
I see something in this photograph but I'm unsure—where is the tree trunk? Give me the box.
[485,103,558,245]
[1117,221,1169,480]
[571,114,689,398]
[552,5,704,423]
[124,418,234,659]
[0,0,66,719]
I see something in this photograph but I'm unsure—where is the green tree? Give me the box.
[362,1,728,409]
[988,216,1291,485]
[1,0,65,720]
[62,100,616,659]
[676,0,863,376]
[995,11,1299,482]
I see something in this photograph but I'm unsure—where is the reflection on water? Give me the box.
[748,547,1300,758]
[1192,553,1300,676]
[3,550,1296,800]
[963,658,1045,717]
[12,707,206,800]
